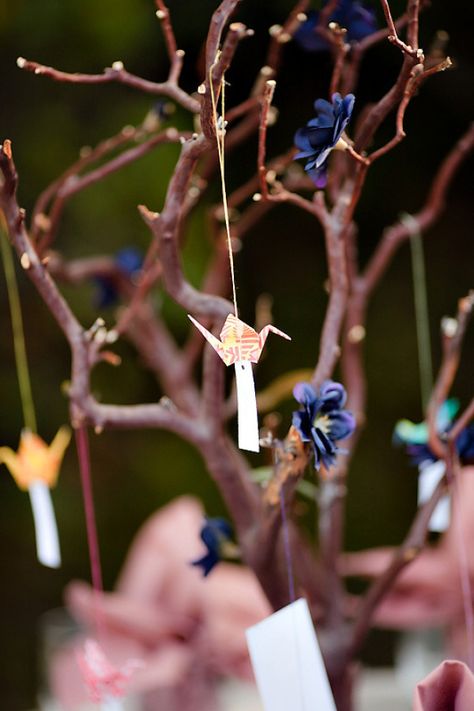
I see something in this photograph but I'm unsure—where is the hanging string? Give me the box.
[75,425,104,636]
[403,213,433,411]
[0,226,37,432]
[209,56,238,317]
[279,485,296,603]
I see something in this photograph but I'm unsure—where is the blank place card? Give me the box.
[246,598,336,711]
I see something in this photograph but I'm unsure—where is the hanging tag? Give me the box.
[188,314,290,453]
[102,697,124,711]
[246,598,336,711]
[235,361,259,452]
[418,460,450,532]
[29,481,61,568]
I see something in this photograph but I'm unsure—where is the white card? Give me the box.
[418,460,450,532]
[102,698,124,711]
[234,361,259,453]
[246,598,336,711]
[29,481,61,568]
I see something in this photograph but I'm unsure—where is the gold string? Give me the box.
[209,56,238,317]
[0,221,37,432]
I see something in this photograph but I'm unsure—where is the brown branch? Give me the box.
[330,33,349,97]
[378,0,422,58]
[348,474,447,657]
[201,330,226,433]
[312,202,350,386]
[32,125,138,241]
[17,58,199,113]
[427,293,474,460]
[200,0,242,139]
[154,0,178,62]
[41,128,186,252]
[138,135,232,319]
[266,0,310,73]
[122,303,201,416]
[257,80,277,200]
[354,54,417,154]
[363,125,474,296]
[448,398,474,444]
[0,140,199,439]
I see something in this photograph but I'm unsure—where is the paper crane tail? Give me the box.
[29,482,61,568]
[235,361,259,453]
[187,315,226,361]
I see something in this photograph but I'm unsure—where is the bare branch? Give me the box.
[427,293,474,459]
[17,58,199,112]
[257,80,277,200]
[363,125,474,295]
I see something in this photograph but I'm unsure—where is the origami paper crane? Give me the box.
[188,314,291,452]
[0,427,70,568]
[77,638,140,709]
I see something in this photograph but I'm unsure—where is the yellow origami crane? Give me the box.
[0,427,71,568]
[188,313,291,452]
[188,313,291,365]
[0,427,71,490]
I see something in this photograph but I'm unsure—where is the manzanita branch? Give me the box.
[16,58,199,112]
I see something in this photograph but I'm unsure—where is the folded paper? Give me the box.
[188,314,290,451]
[0,427,70,568]
[418,460,450,532]
[246,598,336,711]
[77,638,140,708]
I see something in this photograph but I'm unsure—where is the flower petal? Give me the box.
[293,382,317,406]
[329,411,356,441]
[319,380,347,410]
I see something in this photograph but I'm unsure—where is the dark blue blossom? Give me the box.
[191,517,235,577]
[394,400,474,466]
[294,93,355,188]
[292,380,356,470]
[295,2,377,53]
[94,247,143,308]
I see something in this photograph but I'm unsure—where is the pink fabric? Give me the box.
[342,467,474,660]
[413,660,474,710]
[49,496,270,709]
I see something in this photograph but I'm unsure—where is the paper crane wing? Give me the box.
[188,315,227,363]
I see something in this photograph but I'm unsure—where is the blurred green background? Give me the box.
[0,0,473,707]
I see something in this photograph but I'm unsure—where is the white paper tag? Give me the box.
[234,361,259,453]
[29,481,61,568]
[102,697,124,711]
[246,598,336,711]
[418,460,450,532]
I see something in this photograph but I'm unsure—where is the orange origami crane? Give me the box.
[188,314,291,452]
[0,427,70,567]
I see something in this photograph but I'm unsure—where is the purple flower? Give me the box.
[94,247,143,308]
[295,2,378,53]
[292,380,355,470]
[294,93,355,188]
[191,517,234,577]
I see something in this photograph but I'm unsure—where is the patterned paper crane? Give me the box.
[188,314,291,452]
